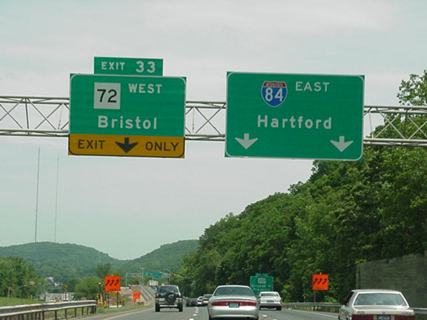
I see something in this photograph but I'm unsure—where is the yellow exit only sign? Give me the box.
[69,134,184,158]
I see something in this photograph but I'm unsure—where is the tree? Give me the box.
[96,263,112,279]
[374,71,427,141]
[74,276,102,300]
[0,257,42,298]
[397,70,427,106]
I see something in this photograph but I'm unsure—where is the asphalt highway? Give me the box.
[86,305,338,320]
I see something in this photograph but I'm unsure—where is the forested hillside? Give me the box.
[0,242,125,283]
[173,72,427,302]
[174,145,427,301]
[122,240,199,273]
[0,240,198,288]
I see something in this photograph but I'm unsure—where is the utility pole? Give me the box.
[34,148,40,242]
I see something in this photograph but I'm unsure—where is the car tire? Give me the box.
[155,303,160,312]
[277,306,282,310]
[178,303,183,312]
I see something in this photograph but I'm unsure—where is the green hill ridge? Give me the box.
[0,240,198,283]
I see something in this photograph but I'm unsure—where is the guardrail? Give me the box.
[282,302,427,315]
[0,300,96,320]
[282,302,341,312]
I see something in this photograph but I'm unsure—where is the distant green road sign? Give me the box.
[94,57,163,76]
[226,72,364,160]
[250,273,274,296]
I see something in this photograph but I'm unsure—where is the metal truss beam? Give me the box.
[363,105,427,147]
[1,96,426,147]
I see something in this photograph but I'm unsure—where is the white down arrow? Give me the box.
[235,133,258,149]
[330,136,353,152]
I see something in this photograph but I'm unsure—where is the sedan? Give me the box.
[186,298,198,307]
[207,285,259,320]
[259,291,282,310]
[339,289,416,320]
[197,296,204,306]
[202,293,213,306]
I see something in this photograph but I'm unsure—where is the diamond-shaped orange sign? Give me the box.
[312,274,329,291]
[104,275,121,292]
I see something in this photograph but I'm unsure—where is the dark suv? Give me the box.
[155,285,183,312]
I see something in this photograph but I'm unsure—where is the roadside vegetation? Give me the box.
[172,71,427,302]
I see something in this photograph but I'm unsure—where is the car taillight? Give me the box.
[351,315,374,320]
[155,294,159,298]
[395,316,416,320]
[211,300,256,306]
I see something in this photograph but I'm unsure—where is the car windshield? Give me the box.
[354,293,407,306]
[159,286,178,294]
[214,286,254,296]
[261,292,278,297]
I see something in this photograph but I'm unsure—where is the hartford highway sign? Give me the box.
[225,72,364,161]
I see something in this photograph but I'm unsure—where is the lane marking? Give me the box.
[101,308,151,320]
[289,309,338,318]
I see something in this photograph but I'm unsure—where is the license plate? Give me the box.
[267,300,274,303]
[229,303,239,308]
[378,316,391,320]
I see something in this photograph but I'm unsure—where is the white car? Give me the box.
[259,291,282,310]
[339,289,416,320]
[197,296,204,306]
[208,285,259,320]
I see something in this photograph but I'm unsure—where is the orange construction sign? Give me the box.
[104,275,121,292]
[312,274,329,291]
[133,291,141,303]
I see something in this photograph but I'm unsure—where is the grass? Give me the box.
[0,297,41,307]
[0,297,152,315]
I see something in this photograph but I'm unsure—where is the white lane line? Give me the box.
[289,309,338,318]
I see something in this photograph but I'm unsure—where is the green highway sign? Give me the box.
[69,74,186,157]
[250,273,274,296]
[225,72,364,160]
[94,57,163,76]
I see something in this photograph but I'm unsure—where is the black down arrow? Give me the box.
[116,137,138,153]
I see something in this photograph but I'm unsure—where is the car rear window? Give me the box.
[159,286,179,294]
[214,286,254,296]
[261,292,278,296]
[354,293,407,306]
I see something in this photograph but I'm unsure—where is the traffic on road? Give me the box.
[84,304,338,320]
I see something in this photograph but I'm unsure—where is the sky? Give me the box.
[0,0,426,260]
